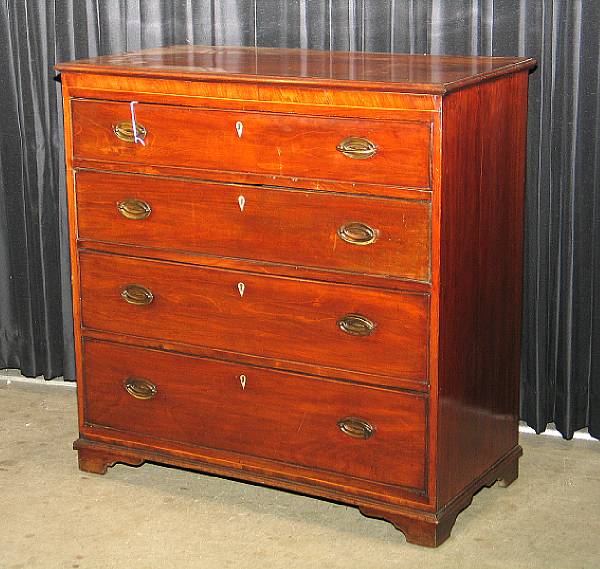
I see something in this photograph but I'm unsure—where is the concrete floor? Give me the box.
[1,380,599,569]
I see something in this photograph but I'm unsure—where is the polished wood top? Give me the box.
[56,45,535,94]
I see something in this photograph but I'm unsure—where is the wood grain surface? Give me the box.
[75,170,431,281]
[57,45,535,94]
[72,99,432,188]
[78,251,429,382]
[82,339,427,490]
[58,46,534,546]
[436,71,529,506]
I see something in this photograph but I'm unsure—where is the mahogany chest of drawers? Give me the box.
[57,46,535,547]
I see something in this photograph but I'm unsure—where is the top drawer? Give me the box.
[71,99,432,189]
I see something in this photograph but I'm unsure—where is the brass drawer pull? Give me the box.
[336,136,377,160]
[113,120,147,143]
[337,417,374,440]
[117,198,152,220]
[120,284,154,306]
[337,313,375,337]
[337,222,378,245]
[124,377,157,400]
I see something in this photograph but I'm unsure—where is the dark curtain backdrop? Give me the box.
[0,1,598,440]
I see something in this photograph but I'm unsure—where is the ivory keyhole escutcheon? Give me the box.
[238,195,245,212]
[239,374,247,389]
[236,121,243,138]
[238,282,245,297]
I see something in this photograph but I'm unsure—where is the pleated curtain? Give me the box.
[0,1,598,440]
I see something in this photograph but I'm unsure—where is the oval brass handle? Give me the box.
[120,284,154,306]
[337,314,375,337]
[337,222,378,245]
[337,417,375,440]
[336,136,378,160]
[117,199,152,220]
[113,120,147,143]
[124,377,157,400]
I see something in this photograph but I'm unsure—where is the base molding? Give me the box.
[73,438,521,547]
[76,440,145,474]
[360,445,522,546]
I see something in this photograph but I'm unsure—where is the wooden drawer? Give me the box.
[71,99,432,189]
[76,170,431,282]
[83,340,427,491]
[79,251,429,383]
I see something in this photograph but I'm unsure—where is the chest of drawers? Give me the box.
[57,46,535,547]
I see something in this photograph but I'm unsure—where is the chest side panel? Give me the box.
[436,72,529,506]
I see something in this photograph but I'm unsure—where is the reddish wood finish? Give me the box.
[72,159,433,200]
[63,72,440,115]
[72,99,432,189]
[78,328,428,393]
[82,339,427,490]
[436,71,529,506]
[77,239,434,294]
[78,251,429,382]
[360,446,522,546]
[77,443,144,475]
[75,170,431,281]
[57,46,535,547]
[73,435,520,547]
[56,45,535,95]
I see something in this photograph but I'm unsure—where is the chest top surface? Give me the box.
[56,45,535,94]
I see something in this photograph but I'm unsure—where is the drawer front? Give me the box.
[72,99,432,189]
[83,340,427,490]
[79,252,429,382]
[76,171,431,282]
